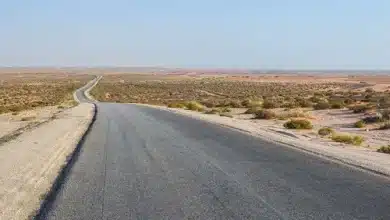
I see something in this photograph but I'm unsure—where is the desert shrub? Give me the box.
[244,106,261,114]
[330,102,344,109]
[350,104,373,113]
[380,109,390,120]
[318,127,334,136]
[283,119,313,129]
[167,102,186,109]
[263,100,279,109]
[313,102,330,110]
[377,145,390,154]
[241,99,252,108]
[254,109,276,119]
[277,110,310,120]
[365,88,375,93]
[354,120,366,128]
[220,107,232,113]
[219,112,233,118]
[298,100,314,108]
[343,98,354,105]
[282,101,299,109]
[185,101,204,112]
[379,123,390,130]
[309,96,324,103]
[331,133,364,146]
[228,100,242,108]
[200,100,217,108]
[205,108,220,114]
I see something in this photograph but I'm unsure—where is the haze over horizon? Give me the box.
[1,0,389,70]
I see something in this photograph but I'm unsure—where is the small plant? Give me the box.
[205,108,220,114]
[284,119,313,129]
[313,102,330,110]
[331,133,364,146]
[244,106,261,114]
[318,127,334,136]
[254,109,276,119]
[354,120,366,128]
[377,145,390,154]
[220,107,232,113]
[185,101,204,112]
[11,112,19,116]
[330,102,344,109]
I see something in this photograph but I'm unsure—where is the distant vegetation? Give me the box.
[0,74,92,114]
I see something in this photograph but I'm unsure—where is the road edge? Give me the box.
[134,103,390,179]
[31,103,98,219]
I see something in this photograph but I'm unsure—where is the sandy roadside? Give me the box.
[0,103,95,220]
[138,104,390,177]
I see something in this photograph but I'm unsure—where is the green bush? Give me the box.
[354,120,366,128]
[318,127,334,136]
[331,133,364,146]
[284,119,313,129]
[313,102,330,110]
[254,109,276,119]
[377,145,390,154]
[185,101,204,112]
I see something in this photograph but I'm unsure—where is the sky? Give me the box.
[0,0,389,69]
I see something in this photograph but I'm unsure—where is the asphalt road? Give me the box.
[38,83,390,220]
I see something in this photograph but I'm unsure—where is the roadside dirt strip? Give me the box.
[0,103,95,220]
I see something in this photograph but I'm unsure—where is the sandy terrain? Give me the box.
[0,103,95,220]
[0,106,62,142]
[140,104,390,177]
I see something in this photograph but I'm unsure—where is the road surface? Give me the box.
[37,81,390,220]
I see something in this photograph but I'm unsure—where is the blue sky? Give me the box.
[0,0,389,69]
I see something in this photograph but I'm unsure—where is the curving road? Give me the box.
[38,79,390,220]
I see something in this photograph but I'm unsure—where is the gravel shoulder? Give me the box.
[138,104,390,177]
[0,103,95,220]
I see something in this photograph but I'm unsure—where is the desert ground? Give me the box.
[0,72,93,142]
[91,73,390,153]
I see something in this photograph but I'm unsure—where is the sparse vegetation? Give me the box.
[0,73,92,114]
[313,102,330,110]
[254,109,277,120]
[318,127,334,136]
[354,120,366,128]
[377,145,390,154]
[185,101,205,112]
[284,119,313,129]
[331,133,364,146]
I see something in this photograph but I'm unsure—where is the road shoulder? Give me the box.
[0,103,95,220]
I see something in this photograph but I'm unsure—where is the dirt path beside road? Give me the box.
[0,103,95,220]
